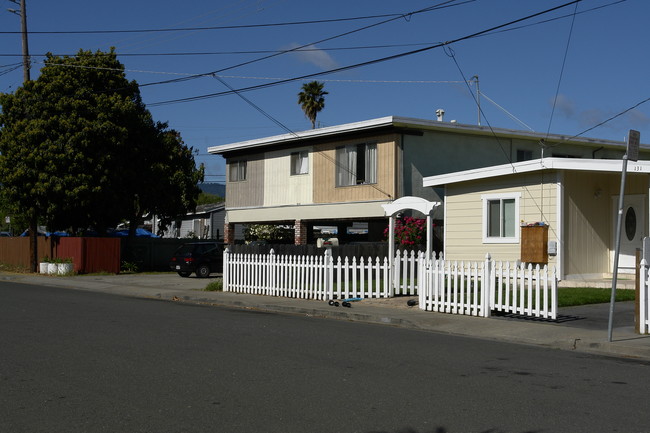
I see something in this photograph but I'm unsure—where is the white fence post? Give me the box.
[223,247,230,292]
[484,253,492,318]
[418,251,426,309]
[268,249,276,297]
[640,258,648,334]
[325,248,333,300]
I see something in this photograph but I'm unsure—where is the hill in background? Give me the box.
[199,182,225,198]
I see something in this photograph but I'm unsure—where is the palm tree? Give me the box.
[298,81,328,129]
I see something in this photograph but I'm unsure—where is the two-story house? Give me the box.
[208,116,640,261]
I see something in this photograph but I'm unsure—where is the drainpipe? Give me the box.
[592,146,604,159]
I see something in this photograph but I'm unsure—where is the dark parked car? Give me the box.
[169,242,224,278]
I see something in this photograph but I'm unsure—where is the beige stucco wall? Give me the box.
[443,171,559,265]
[263,147,313,207]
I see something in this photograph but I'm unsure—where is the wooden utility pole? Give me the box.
[8,0,30,82]
[8,0,35,271]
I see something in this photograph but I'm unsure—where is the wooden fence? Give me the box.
[0,237,121,274]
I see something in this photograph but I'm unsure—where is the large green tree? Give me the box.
[297,81,328,129]
[0,49,203,269]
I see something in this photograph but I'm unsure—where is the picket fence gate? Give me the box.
[639,259,650,334]
[223,249,558,320]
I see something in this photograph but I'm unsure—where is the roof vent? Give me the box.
[435,109,445,122]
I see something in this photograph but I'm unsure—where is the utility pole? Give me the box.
[7,0,30,82]
[7,0,36,272]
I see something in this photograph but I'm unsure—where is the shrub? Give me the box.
[205,279,223,292]
[121,261,140,274]
[384,217,430,246]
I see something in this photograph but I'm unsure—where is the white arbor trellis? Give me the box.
[381,196,441,262]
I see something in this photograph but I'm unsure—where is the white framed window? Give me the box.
[229,160,247,182]
[335,143,377,186]
[290,151,309,175]
[482,192,521,243]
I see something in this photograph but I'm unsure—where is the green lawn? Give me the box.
[558,287,635,307]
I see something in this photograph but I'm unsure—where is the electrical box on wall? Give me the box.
[548,240,557,256]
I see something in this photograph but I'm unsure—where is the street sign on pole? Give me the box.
[627,129,640,162]
[609,130,641,342]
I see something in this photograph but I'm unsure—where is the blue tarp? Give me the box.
[20,228,159,238]
[19,230,69,237]
[110,228,159,238]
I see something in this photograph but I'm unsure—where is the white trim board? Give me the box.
[423,158,650,187]
[209,118,633,155]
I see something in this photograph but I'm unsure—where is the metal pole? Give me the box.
[474,75,481,126]
[608,155,629,342]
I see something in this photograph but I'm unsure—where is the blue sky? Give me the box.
[1,0,648,183]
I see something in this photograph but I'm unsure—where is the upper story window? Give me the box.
[516,149,533,162]
[482,193,521,244]
[229,160,247,182]
[290,151,309,175]
[335,143,377,187]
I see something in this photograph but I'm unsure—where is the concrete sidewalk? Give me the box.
[3,272,650,361]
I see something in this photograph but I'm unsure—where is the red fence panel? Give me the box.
[82,238,121,274]
[56,237,84,273]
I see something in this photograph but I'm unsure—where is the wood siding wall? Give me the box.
[313,134,398,204]
[444,172,558,263]
[263,147,313,207]
[225,154,264,208]
[563,171,649,276]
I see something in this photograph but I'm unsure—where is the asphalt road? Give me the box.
[2,281,650,433]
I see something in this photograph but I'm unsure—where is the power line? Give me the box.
[0,12,427,35]
[0,42,447,58]
[557,95,650,145]
[147,0,584,107]
[28,59,470,84]
[0,63,23,77]
[138,0,473,88]
[0,0,621,38]
[479,91,534,131]
[212,74,297,137]
[545,1,580,138]
[0,1,623,59]
[211,75,393,198]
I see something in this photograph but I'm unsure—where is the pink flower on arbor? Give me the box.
[384,217,429,246]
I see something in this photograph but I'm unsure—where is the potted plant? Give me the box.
[57,257,74,275]
[47,257,59,275]
[39,257,50,274]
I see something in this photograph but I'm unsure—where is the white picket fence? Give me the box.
[639,259,650,334]
[223,249,558,320]
[418,254,558,319]
[223,249,391,300]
